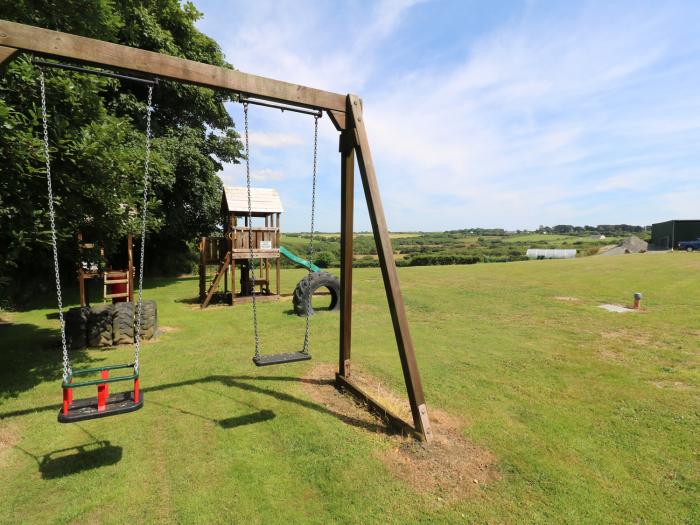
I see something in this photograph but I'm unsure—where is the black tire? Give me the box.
[88,304,114,347]
[292,272,340,316]
[65,307,89,350]
[138,300,158,340]
[112,301,135,345]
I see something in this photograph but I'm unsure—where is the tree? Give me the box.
[0,1,242,303]
[313,252,336,269]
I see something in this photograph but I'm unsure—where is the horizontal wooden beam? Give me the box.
[335,373,424,441]
[0,20,347,116]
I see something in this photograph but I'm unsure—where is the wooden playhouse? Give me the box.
[199,187,283,307]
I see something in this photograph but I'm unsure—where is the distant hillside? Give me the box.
[280,230,647,268]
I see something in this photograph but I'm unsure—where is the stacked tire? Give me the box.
[64,301,157,349]
[88,304,114,347]
[113,302,135,345]
[65,307,90,350]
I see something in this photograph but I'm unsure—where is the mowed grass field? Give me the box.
[1,253,698,524]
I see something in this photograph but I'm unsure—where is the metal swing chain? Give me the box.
[39,68,70,382]
[133,84,154,374]
[243,102,261,358]
[302,114,319,355]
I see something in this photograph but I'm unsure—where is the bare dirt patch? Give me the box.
[599,303,636,313]
[600,330,652,346]
[651,380,693,391]
[302,364,499,502]
[158,326,180,334]
[0,422,21,467]
[553,296,581,302]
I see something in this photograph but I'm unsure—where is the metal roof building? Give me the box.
[650,220,700,249]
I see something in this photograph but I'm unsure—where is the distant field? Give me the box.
[312,232,421,239]
[1,252,697,523]
[499,233,624,243]
[280,231,640,268]
[353,232,421,239]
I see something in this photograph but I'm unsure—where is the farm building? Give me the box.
[650,220,700,249]
[526,249,576,259]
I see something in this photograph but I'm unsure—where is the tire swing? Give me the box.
[292,271,340,316]
[242,101,320,366]
[36,65,156,422]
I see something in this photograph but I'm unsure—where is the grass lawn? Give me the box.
[1,253,698,523]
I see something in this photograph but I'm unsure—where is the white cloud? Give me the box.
[251,168,284,182]
[197,0,700,230]
[216,164,284,186]
[250,132,304,148]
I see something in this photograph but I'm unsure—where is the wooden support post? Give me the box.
[0,45,17,72]
[127,233,134,302]
[77,231,87,307]
[78,271,87,307]
[276,257,280,297]
[199,237,207,303]
[276,213,281,296]
[339,108,355,377]
[346,95,432,442]
[231,257,236,305]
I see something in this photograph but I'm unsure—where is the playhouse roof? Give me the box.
[222,187,284,214]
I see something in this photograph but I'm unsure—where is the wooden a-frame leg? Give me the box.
[339,124,355,377]
[347,94,433,442]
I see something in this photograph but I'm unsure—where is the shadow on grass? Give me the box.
[150,374,390,434]
[175,292,230,306]
[282,306,335,316]
[2,374,391,435]
[218,410,276,429]
[38,442,123,479]
[16,425,123,480]
[147,397,276,429]
[0,322,94,399]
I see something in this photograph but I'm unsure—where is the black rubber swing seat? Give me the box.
[252,352,312,367]
[58,391,143,423]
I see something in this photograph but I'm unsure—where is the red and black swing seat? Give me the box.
[59,363,143,423]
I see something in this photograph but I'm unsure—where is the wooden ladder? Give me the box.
[201,252,231,308]
[103,271,130,301]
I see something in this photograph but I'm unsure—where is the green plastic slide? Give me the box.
[279,246,321,272]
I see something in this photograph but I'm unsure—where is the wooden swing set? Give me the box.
[0,19,433,442]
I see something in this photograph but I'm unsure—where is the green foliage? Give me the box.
[282,230,630,269]
[312,251,335,268]
[0,1,242,301]
[406,254,480,266]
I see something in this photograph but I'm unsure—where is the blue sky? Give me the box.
[193,0,700,232]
